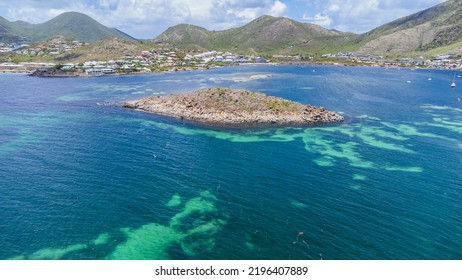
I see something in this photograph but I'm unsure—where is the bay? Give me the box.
[0,65,461,259]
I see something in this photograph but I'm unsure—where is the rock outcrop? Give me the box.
[29,68,79,77]
[124,88,343,126]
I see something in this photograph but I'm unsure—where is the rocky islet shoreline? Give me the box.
[123,88,344,126]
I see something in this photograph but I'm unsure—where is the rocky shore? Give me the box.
[123,88,344,125]
[29,68,81,77]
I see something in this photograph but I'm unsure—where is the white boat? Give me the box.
[451,72,456,88]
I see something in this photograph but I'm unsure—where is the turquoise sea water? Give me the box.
[0,65,461,260]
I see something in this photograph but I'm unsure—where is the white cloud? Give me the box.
[325,0,379,18]
[97,0,119,10]
[6,7,68,24]
[302,12,332,28]
[301,0,446,33]
[328,4,340,13]
[269,0,287,17]
[224,0,287,22]
[169,0,214,19]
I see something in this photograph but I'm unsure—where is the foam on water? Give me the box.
[10,244,87,260]
[0,112,60,156]
[113,114,438,172]
[208,73,272,83]
[169,191,218,229]
[381,122,449,140]
[353,174,367,181]
[59,83,156,101]
[6,191,226,260]
[421,105,462,113]
[109,224,181,260]
[356,115,382,121]
[58,95,85,101]
[109,191,226,259]
[93,233,111,245]
[290,200,307,209]
[303,133,375,169]
[245,241,256,251]
[384,165,424,173]
[166,193,182,208]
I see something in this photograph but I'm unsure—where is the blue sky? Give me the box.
[0,0,447,39]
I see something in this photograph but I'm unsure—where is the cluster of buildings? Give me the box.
[320,52,462,69]
[0,47,268,75]
[1,38,460,75]
[186,50,267,64]
[17,37,87,56]
[0,61,55,72]
[0,37,86,56]
[427,54,461,69]
[0,41,30,53]
[120,49,267,71]
[78,49,268,75]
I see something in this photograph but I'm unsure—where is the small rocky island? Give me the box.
[123,88,344,125]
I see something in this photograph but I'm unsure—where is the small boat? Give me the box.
[428,73,432,81]
[451,72,456,88]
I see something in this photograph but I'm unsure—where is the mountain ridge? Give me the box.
[154,15,357,54]
[154,0,462,55]
[358,0,462,53]
[0,12,135,43]
[1,1,461,55]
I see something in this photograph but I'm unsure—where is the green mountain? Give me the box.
[0,16,27,42]
[0,12,135,43]
[154,15,358,55]
[155,1,462,56]
[154,24,213,52]
[358,0,462,53]
[3,1,461,56]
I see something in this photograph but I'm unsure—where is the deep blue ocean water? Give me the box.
[0,65,461,260]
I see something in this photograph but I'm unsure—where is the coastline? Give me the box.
[2,57,458,78]
[2,61,459,79]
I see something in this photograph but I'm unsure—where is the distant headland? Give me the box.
[123,88,344,126]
